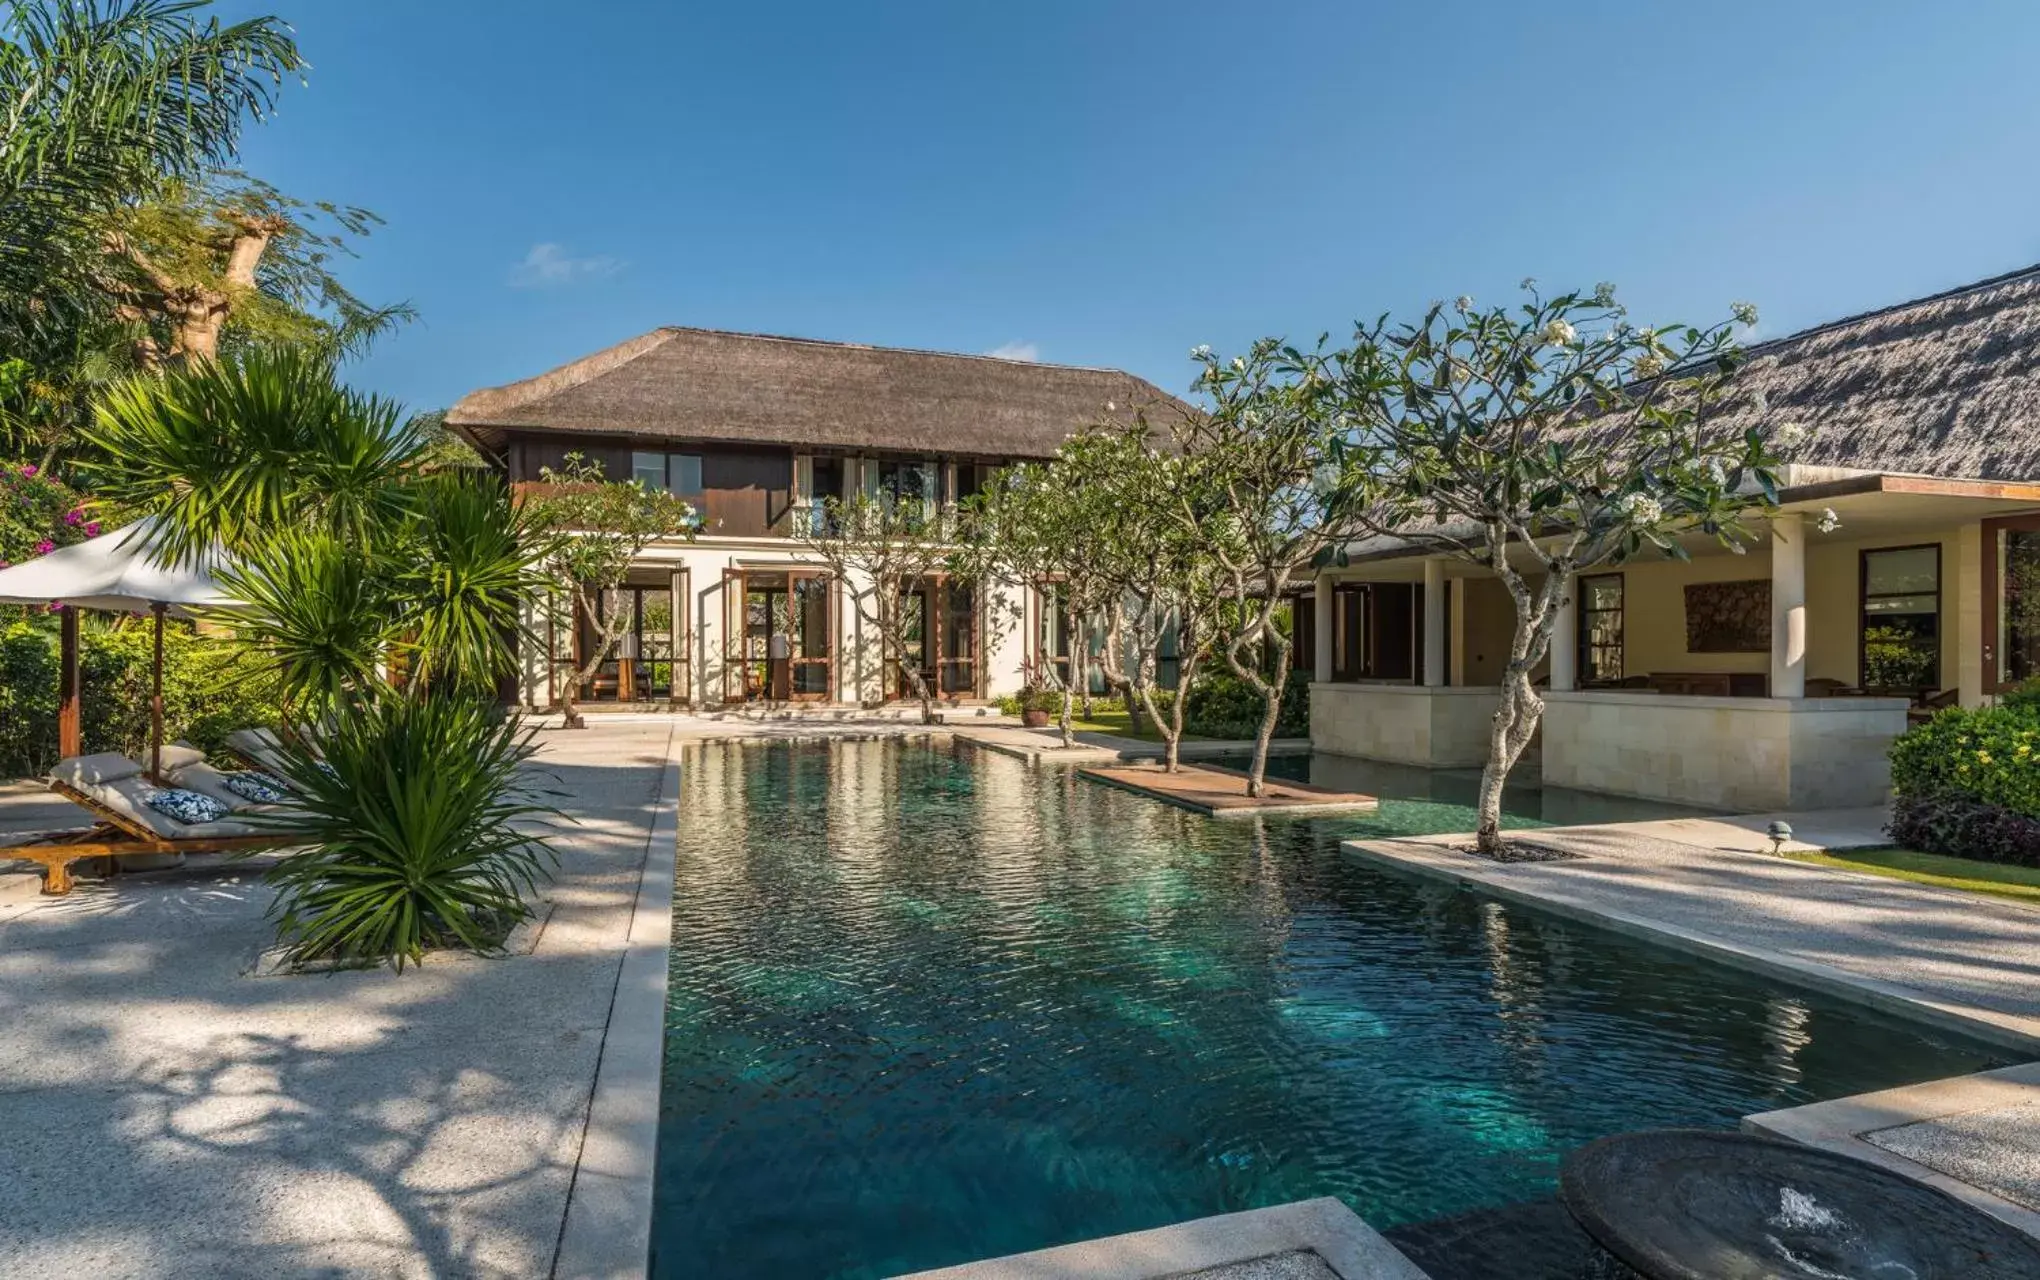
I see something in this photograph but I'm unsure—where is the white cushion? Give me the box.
[52,753,143,787]
[158,742,206,773]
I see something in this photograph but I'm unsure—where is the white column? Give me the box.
[1313,574,1334,684]
[1550,572,1578,693]
[1771,512,1807,699]
[1422,558,1446,688]
[671,568,688,705]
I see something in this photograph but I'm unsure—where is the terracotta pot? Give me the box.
[1022,708,1051,728]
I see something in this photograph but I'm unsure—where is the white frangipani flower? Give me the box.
[1592,281,1618,306]
[1729,540,1749,556]
[1774,420,1811,451]
[1633,352,1665,379]
[1455,295,1475,313]
[1190,343,1213,360]
[1731,301,1760,327]
[1816,507,1842,534]
[1232,356,1246,372]
[1542,318,1577,346]
[1618,492,1664,525]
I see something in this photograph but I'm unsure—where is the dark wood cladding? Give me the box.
[502,432,792,538]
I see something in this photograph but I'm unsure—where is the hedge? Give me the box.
[1887,696,2040,866]
[1181,668,1310,740]
[0,618,284,778]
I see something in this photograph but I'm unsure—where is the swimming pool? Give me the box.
[652,738,2007,1278]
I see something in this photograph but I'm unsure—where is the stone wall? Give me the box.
[1310,683,1500,767]
[1541,691,1910,811]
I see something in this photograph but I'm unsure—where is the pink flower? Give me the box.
[45,602,61,613]
[84,521,100,536]
[63,508,81,525]
[34,539,53,555]
[19,464,36,478]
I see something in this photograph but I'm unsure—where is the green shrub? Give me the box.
[260,691,559,971]
[1888,700,2040,865]
[1181,667,1310,739]
[0,619,284,777]
[995,685,1065,716]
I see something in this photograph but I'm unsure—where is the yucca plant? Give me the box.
[256,689,559,971]
[393,469,549,698]
[213,526,395,720]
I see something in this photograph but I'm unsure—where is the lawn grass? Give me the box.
[1040,702,1202,744]
[1784,846,2040,907]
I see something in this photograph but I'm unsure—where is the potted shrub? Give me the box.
[1017,685,1055,729]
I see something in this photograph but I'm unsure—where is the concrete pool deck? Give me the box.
[1346,818,2040,1053]
[0,720,681,1279]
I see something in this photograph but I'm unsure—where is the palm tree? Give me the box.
[0,0,301,316]
[85,345,425,565]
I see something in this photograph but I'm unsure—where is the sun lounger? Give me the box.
[222,727,293,773]
[4,752,295,895]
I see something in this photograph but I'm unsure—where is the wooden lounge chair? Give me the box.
[3,752,293,896]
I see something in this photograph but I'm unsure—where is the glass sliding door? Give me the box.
[788,571,833,700]
[1986,517,2040,694]
[938,579,978,697]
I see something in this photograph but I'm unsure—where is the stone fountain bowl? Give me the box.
[1560,1129,2040,1280]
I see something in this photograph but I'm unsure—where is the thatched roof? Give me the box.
[1707,262,2040,481]
[447,327,1193,460]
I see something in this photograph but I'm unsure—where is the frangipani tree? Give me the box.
[523,453,698,727]
[1174,343,1375,795]
[1305,281,1791,854]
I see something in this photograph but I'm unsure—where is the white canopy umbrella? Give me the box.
[0,518,239,778]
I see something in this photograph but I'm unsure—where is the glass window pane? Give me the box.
[631,452,666,490]
[1864,593,1938,616]
[2003,530,2040,685]
[671,454,703,495]
[1585,578,1624,611]
[1865,546,1938,596]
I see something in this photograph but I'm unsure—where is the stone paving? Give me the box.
[1349,818,2040,1052]
[0,721,676,1280]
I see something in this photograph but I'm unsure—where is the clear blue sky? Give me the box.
[218,0,2040,412]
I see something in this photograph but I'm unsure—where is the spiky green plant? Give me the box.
[212,526,394,720]
[395,469,549,698]
[256,690,559,972]
[83,346,425,565]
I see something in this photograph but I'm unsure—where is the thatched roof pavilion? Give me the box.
[447,326,1192,460]
[1705,262,2040,483]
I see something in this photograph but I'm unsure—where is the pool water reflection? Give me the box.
[652,738,2006,1279]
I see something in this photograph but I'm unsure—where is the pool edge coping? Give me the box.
[892,1196,1429,1279]
[550,724,682,1280]
[1342,837,2040,1057]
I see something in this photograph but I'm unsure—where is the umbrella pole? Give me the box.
[150,603,166,782]
[58,606,80,761]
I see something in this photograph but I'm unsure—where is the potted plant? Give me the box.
[1016,685,1055,729]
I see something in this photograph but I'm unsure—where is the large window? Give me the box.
[1860,545,1941,692]
[630,451,703,496]
[1577,574,1625,685]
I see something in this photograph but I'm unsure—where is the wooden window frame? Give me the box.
[1983,514,2040,694]
[1576,572,1625,687]
[1857,543,1943,694]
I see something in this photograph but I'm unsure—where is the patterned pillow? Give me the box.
[223,771,291,804]
[142,785,230,826]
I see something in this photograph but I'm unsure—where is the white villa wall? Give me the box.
[1541,691,1910,811]
[520,536,1029,708]
[1310,684,1499,767]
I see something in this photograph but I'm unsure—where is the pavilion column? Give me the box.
[1312,574,1333,684]
[1550,573,1578,693]
[1422,558,1446,688]
[1771,512,1807,699]
[58,605,80,760]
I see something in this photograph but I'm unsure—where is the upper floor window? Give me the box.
[868,459,934,506]
[632,451,704,497]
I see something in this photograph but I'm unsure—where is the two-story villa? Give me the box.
[447,326,1186,711]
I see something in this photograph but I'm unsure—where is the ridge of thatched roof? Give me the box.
[1702,261,2040,481]
[447,326,1195,460]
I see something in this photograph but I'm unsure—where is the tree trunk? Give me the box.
[1475,664,1543,853]
[561,584,630,730]
[1059,684,1075,749]
[1244,644,1290,798]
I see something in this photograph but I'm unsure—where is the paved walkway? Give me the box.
[0,721,677,1280]
[1349,817,2040,1053]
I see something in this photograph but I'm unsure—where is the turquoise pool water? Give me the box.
[652,739,2008,1279]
